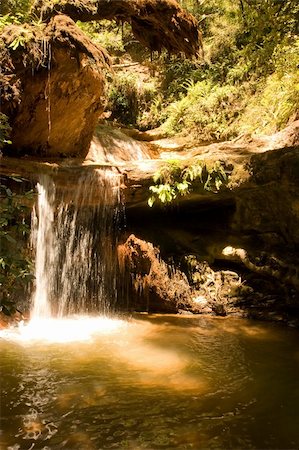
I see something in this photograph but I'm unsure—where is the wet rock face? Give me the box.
[0,15,109,157]
[233,145,299,245]
[0,311,25,330]
[118,234,196,313]
[120,125,299,324]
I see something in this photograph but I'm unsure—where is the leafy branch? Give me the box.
[0,177,35,315]
[148,159,229,207]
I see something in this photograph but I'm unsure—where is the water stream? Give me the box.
[31,168,122,318]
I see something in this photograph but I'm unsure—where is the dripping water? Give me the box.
[46,42,52,141]
[31,168,123,319]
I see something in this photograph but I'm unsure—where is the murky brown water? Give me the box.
[1,314,299,449]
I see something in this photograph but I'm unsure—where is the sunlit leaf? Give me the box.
[148,196,155,207]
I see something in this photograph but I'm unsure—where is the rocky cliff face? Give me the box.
[118,234,197,313]
[120,122,299,324]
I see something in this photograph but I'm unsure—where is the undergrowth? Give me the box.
[0,177,34,315]
[102,0,299,139]
[77,20,127,54]
[107,71,160,128]
[1,0,297,139]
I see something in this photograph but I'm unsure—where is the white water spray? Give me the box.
[30,168,122,320]
[31,176,55,318]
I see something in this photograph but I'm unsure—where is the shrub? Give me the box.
[0,177,34,315]
[162,80,245,141]
[238,38,299,134]
[107,72,160,128]
[77,20,127,54]
[148,159,228,207]
[107,73,139,125]
[0,113,12,151]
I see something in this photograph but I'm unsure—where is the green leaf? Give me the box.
[153,172,162,183]
[176,181,189,194]
[0,217,8,227]
[204,174,212,190]
[148,196,155,207]
[215,178,222,190]
[160,192,166,203]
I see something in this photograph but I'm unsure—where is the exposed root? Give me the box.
[0,14,110,110]
[31,0,203,57]
[222,246,299,292]
[0,15,110,156]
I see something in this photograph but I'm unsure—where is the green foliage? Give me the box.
[0,177,34,315]
[137,84,164,130]
[0,13,21,31]
[160,57,204,102]
[163,80,245,140]
[107,73,139,125]
[0,0,34,24]
[107,72,160,128]
[236,0,299,75]
[156,0,299,138]
[148,159,228,207]
[77,20,128,54]
[238,37,299,133]
[0,113,12,150]
[8,26,35,49]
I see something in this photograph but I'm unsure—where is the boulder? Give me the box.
[0,15,110,157]
[118,234,197,313]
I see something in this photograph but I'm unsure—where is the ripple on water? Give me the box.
[1,316,299,449]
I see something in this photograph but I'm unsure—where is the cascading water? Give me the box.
[30,168,123,320]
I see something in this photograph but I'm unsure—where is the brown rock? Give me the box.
[0,310,25,329]
[118,234,195,313]
[0,15,110,157]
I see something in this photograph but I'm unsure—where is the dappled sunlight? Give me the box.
[222,245,247,259]
[137,371,207,392]
[210,318,285,341]
[0,316,206,394]
[114,336,206,392]
[239,324,283,340]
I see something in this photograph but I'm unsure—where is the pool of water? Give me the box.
[1,314,299,449]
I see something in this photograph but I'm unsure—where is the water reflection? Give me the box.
[1,315,299,449]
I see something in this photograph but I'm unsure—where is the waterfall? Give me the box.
[31,168,122,319]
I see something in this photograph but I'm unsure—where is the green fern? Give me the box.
[148,159,229,207]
